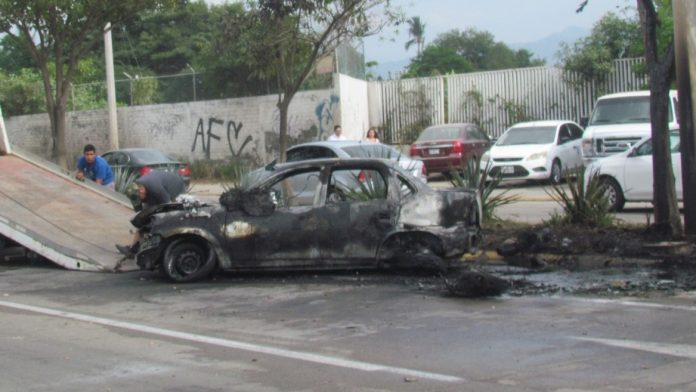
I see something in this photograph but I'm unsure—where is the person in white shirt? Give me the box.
[327,125,348,141]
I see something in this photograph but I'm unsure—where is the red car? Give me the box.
[409,123,491,176]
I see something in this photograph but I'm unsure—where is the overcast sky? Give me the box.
[364,0,634,64]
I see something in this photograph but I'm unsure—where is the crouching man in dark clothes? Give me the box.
[116,170,185,258]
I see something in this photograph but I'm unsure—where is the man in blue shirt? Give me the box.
[76,144,114,189]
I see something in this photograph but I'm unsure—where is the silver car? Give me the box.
[286,141,427,181]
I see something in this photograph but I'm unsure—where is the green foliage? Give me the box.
[402,46,474,77]
[0,69,44,116]
[404,16,426,55]
[559,11,643,88]
[499,98,532,125]
[545,167,616,228]
[112,166,140,206]
[344,171,388,201]
[189,159,254,185]
[427,28,544,72]
[448,158,519,223]
[0,35,33,73]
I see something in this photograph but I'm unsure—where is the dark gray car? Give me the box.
[133,158,481,282]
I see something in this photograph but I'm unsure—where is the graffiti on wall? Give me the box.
[191,117,252,160]
[315,94,339,139]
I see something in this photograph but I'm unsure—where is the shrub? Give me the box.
[449,158,519,223]
[545,166,616,227]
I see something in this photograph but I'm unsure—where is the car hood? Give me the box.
[400,187,479,228]
[489,144,551,158]
[583,123,652,138]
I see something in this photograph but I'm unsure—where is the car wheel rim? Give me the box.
[176,249,202,275]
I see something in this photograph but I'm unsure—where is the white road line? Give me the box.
[573,336,696,359]
[0,300,464,383]
[558,297,696,313]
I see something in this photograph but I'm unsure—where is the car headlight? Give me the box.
[526,151,547,161]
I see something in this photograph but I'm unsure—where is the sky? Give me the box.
[363,0,634,65]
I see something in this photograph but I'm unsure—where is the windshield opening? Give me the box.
[496,126,556,146]
[588,96,670,126]
[417,127,461,141]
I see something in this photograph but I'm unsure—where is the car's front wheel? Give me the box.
[549,159,562,184]
[600,177,625,212]
[162,239,217,282]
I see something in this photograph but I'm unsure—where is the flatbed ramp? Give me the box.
[0,153,136,272]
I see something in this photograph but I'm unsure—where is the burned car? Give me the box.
[133,158,482,282]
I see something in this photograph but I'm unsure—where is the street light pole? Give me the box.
[104,22,119,150]
[123,72,133,106]
[187,63,196,102]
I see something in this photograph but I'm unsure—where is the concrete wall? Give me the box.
[5,88,343,167]
[335,73,370,140]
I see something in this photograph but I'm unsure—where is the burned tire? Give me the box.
[549,159,562,184]
[162,239,216,282]
[600,177,625,212]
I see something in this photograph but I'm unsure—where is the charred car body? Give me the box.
[132,158,482,282]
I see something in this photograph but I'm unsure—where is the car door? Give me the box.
[554,124,578,171]
[623,140,654,200]
[566,123,584,169]
[223,168,323,268]
[313,164,395,267]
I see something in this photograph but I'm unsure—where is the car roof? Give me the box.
[422,123,477,130]
[103,148,164,154]
[507,120,574,129]
[250,157,419,187]
[289,140,386,149]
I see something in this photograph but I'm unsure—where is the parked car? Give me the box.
[480,120,584,184]
[101,148,191,186]
[584,131,681,212]
[132,158,482,282]
[409,123,491,176]
[285,140,427,181]
[581,90,680,163]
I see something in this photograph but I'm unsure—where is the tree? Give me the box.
[404,16,425,56]
[0,0,173,167]
[220,0,397,162]
[576,0,681,238]
[637,0,682,237]
[402,45,473,78]
[559,10,643,87]
[431,28,544,71]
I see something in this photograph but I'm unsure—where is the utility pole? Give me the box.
[674,0,696,234]
[187,64,197,101]
[104,23,119,150]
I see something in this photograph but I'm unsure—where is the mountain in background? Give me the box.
[367,26,590,80]
[509,26,589,66]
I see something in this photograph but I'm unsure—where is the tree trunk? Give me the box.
[277,95,291,163]
[639,0,683,238]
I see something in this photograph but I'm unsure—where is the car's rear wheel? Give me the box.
[600,177,625,212]
[549,159,562,184]
[162,239,216,282]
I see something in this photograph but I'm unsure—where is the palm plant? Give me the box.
[405,16,426,56]
[449,158,519,223]
[545,166,616,227]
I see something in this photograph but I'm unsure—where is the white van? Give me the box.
[581,90,679,163]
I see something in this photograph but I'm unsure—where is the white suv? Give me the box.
[581,90,679,164]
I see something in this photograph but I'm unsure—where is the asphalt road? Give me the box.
[1,266,695,391]
[1,177,690,391]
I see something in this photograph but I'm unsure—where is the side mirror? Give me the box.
[240,190,276,216]
[580,117,589,128]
